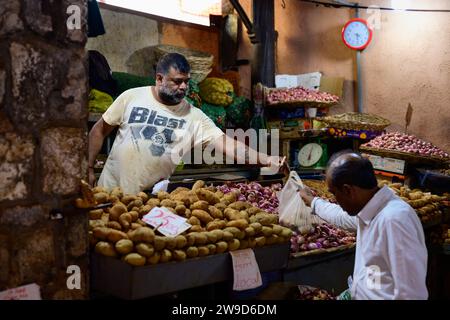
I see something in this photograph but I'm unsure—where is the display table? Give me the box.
[91,243,290,300]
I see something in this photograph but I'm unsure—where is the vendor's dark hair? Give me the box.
[156,53,190,75]
[328,150,378,189]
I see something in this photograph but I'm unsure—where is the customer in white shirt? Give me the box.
[299,151,428,300]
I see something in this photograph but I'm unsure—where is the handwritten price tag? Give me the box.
[229,249,262,291]
[142,207,191,237]
[0,283,41,300]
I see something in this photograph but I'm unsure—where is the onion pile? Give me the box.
[216,182,282,214]
[363,132,449,159]
[297,287,336,300]
[267,86,339,105]
[290,223,356,253]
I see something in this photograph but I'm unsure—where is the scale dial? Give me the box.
[298,143,323,167]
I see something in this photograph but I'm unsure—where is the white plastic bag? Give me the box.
[277,171,322,233]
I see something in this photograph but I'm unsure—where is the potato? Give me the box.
[188,216,201,226]
[100,213,109,224]
[107,229,128,243]
[106,221,122,230]
[89,209,103,220]
[210,229,224,241]
[157,191,170,201]
[247,237,257,248]
[186,233,197,247]
[194,233,208,245]
[185,209,191,218]
[195,188,220,204]
[139,205,152,218]
[173,250,187,261]
[247,206,261,216]
[277,235,287,244]
[208,206,223,219]
[244,226,256,237]
[192,209,214,224]
[215,191,224,199]
[226,219,249,230]
[109,203,127,221]
[186,246,199,258]
[110,187,123,199]
[228,239,240,251]
[160,199,176,208]
[146,198,160,207]
[159,249,172,263]
[92,186,107,194]
[108,195,119,203]
[173,235,187,249]
[224,208,247,221]
[272,224,283,235]
[255,236,266,247]
[266,235,278,245]
[153,236,166,251]
[136,219,146,226]
[198,246,210,256]
[121,195,137,205]
[128,211,139,222]
[223,227,243,239]
[206,220,226,231]
[190,200,210,211]
[228,201,247,211]
[175,204,187,216]
[206,244,217,255]
[165,237,177,250]
[190,225,204,232]
[220,193,236,205]
[129,227,155,243]
[249,213,278,226]
[93,227,110,240]
[90,219,106,230]
[222,231,234,242]
[131,223,142,230]
[214,202,227,211]
[94,192,109,204]
[280,227,293,238]
[250,222,262,234]
[137,192,149,203]
[239,239,249,250]
[216,241,228,253]
[124,253,146,266]
[119,213,132,230]
[261,226,273,237]
[136,243,155,257]
[192,180,205,190]
[127,199,143,211]
[170,187,191,196]
[95,241,117,257]
[205,231,218,243]
[147,252,161,265]
[115,239,134,255]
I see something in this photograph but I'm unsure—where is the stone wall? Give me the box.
[0,0,89,299]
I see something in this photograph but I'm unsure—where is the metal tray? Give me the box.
[91,243,289,300]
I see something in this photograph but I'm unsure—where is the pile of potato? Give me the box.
[85,180,293,267]
[379,181,447,223]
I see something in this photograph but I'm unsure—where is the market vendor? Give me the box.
[299,151,428,300]
[88,53,284,194]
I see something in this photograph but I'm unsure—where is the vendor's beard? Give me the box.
[159,86,186,105]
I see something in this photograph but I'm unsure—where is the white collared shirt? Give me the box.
[312,186,428,300]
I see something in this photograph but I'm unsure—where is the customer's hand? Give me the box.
[299,186,315,206]
[261,155,286,175]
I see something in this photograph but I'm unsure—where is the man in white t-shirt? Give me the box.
[299,152,428,300]
[88,53,283,194]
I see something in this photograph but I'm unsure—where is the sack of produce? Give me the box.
[277,171,324,234]
[185,79,202,108]
[226,94,252,127]
[199,77,234,107]
[199,102,226,130]
[88,89,113,113]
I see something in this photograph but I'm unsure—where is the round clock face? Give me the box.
[298,143,323,167]
[342,18,373,50]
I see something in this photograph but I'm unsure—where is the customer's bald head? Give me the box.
[327,151,378,190]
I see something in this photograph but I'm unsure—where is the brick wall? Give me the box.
[0,0,89,299]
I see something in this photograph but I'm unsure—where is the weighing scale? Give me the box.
[297,140,328,170]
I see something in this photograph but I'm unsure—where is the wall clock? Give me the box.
[342,18,373,50]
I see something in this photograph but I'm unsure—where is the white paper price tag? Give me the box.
[229,249,263,291]
[142,207,191,237]
[0,283,42,300]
